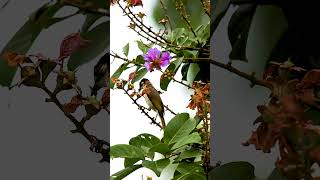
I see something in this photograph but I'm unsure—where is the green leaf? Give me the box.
[173,172,206,180]
[166,28,198,47]
[129,133,161,159]
[0,2,63,87]
[186,63,200,85]
[228,4,256,62]
[135,55,145,64]
[209,161,255,180]
[163,113,196,145]
[166,28,187,43]
[111,165,142,180]
[194,116,202,126]
[171,132,201,150]
[268,168,284,180]
[124,158,140,168]
[32,2,64,28]
[81,13,103,33]
[181,50,198,58]
[246,5,287,77]
[174,149,202,162]
[123,43,130,57]
[110,144,145,159]
[210,0,231,37]
[195,22,210,46]
[131,68,147,83]
[149,143,171,155]
[68,21,109,70]
[110,63,129,88]
[136,40,150,54]
[129,134,161,148]
[142,159,170,177]
[160,57,183,91]
[175,162,204,175]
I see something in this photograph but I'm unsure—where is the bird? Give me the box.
[139,78,166,128]
[91,53,109,96]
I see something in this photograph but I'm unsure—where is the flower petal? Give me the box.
[144,62,152,71]
[160,51,171,67]
[143,54,152,62]
[160,51,171,61]
[145,48,161,61]
[160,59,170,67]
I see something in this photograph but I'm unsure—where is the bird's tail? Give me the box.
[159,112,166,129]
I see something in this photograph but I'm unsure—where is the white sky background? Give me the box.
[110,1,196,179]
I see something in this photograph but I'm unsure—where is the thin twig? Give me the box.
[200,0,210,17]
[159,0,172,30]
[159,69,192,89]
[122,88,162,129]
[119,1,209,54]
[110,53,132,62]
[117,2,165,44]
[126,4,168,43]
[164,105,177,115]
[172,78,192,89]
[175,0,197,38]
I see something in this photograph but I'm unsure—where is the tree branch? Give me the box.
[210,60,271,88]
[122,88,163,129]
[40,84,109,162]
[164,105,177,115]
[183,57,271,88]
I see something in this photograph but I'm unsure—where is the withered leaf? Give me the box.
[63,95,83,114]
[101,89,110,107]
[297,69,320,89]
[2,52,28,67]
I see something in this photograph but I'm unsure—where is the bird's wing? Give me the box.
[146,86,164,114]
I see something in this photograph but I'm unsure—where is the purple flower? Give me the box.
[143,48,171,72]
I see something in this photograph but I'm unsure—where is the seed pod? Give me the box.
[20,66,41,87]
[53,70,77,94]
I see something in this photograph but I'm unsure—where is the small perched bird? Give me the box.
[91,53,109,96]
[139,78,166,128]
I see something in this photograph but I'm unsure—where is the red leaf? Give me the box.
[127,0,143,7]
[128,71,137,81]
[59,32,90,60]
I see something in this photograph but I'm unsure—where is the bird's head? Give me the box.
[139,78,150,92]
